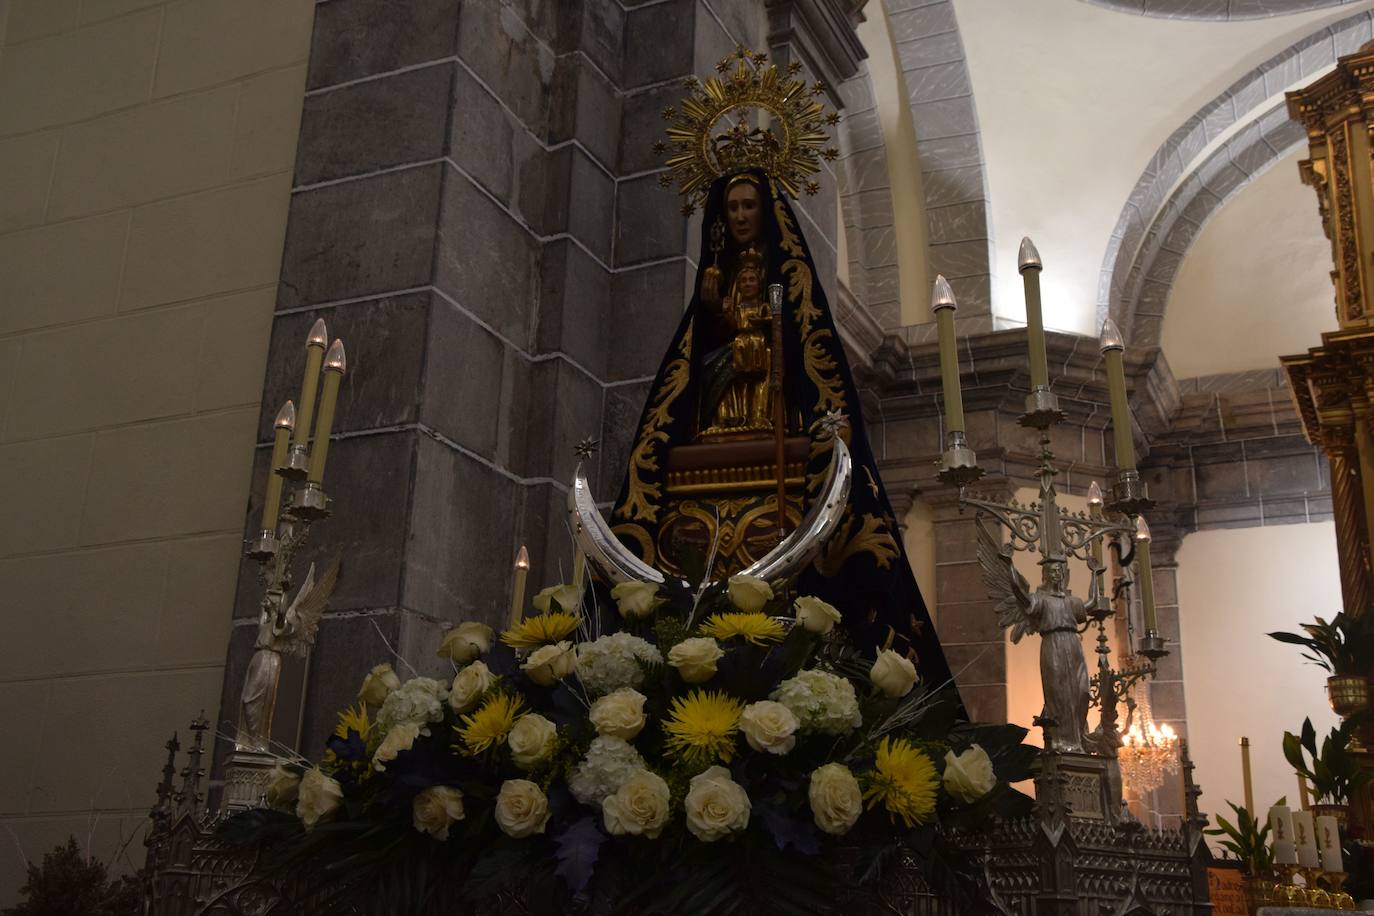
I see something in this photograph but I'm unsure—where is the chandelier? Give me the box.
[1118,688,1180,794]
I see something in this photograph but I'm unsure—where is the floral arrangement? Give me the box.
[225,575,1035,915]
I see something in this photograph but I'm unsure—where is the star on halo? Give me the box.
[574,437,600,461]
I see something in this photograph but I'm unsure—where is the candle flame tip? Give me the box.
[1135,515,1152,541]
[307,318,329,348]
[1086,480,1103,505]
[1099,318,1125,352]
[274,400,296,430]
[1017,237,1042,273]
[324,339,347,372]
[930,274,957,312]
[515,545,530,569]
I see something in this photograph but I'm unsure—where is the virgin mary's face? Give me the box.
[726,182,762,247]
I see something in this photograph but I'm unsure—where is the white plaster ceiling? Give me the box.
[949,0,1370,343]
[1162,149,1334,375]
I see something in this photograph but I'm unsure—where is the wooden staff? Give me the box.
[769,282,786,542]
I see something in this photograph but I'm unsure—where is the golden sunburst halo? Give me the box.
[657,46,840,214]
[456,692,526,756]
[502,612,581,649]
[862,737,939,828]
[699,612,786,646]
[663,690,744,765]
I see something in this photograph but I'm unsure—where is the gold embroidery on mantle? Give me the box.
[775,196,803,257]
[782,259,821,338]
[617,323,694,524]
[815,512,899,577]
[657,494,803,578]
[803,330,845,414]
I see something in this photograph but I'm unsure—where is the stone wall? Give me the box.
[0,0,314,901]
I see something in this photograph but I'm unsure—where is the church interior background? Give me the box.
[4,0,1374,911]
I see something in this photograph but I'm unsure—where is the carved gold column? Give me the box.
[1286,45,1374,839]
[1284,46,1374,619]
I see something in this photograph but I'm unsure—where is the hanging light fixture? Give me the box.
[1119,686,1180,794]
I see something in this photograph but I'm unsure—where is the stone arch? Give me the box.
[836,60,904,331]
[1099,9,1374,345]
[887,0,994,317]
[1081,0,1358,19]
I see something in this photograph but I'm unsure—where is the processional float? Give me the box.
[141,45,1214,916]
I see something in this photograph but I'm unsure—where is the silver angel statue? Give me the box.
[235,559,339,752]
[977,520,1090,752]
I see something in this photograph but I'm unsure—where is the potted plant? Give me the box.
[1269,613,1374,718]
[1206,800,1277,909]
[1283,719,1371,825]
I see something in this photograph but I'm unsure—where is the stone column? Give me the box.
[213,0,863,790]
[927,487,1013,725]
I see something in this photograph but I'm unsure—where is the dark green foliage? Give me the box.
[1205,800,1276,874]
[1,837,140,916]
[1268,612,1374,675]
[1283,718,1370,804]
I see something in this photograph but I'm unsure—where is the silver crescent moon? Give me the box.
[569,438,852,589]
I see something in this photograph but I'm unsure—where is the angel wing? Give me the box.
[975,518,1033,643]
[281,557,341,657]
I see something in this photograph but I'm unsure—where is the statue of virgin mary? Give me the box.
[600,94,958,692]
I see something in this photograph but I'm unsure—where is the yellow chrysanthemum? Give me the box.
[862,736,939,828]
[663,690,744,765]
[502,612,581,649]
[456,692,527,756]
[699,612,785,646]
[332,702,373,741]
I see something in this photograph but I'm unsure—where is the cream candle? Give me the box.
[1135,516,1157,632]
[1018,237,1049,390]
[294,319,328,451]
[1292,810,1321,868]
[931,275,965,434]
[509,545,530,628]
[1099,319,1135,471]
[1239,737,1254,814]
[260,400,295,533]
[306,340,346,485]
[1316,814,1343,873]
[1270,805,1297,865]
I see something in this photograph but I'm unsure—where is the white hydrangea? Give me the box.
[568,736,648,808]
[770,669,862,736]
[575,633,663,696]
[375,676,449,735]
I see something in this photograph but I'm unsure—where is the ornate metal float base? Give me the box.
[140,720,1214,916]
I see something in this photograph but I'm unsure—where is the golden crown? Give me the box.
[653,47,840,215]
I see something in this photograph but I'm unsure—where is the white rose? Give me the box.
[412,785,465,840]
[495,779,551,839]
[870,649,918,698]
[373,721,424,772]
[611,581,666,619]
[437,621,494,663]
[296,768,343,831]
[808,763,863,835]
[448,660,496,713]
[358,663,400,707]
[603,768,671,839]
[684,766,751,842]
[589,688,648,740]
[507,713,558,770]
[523,640,576,686]
[533,583,582,615]
[265,764,300,811]
[667,637,725,684]
[943,745,997,803]
[794,596,841,635]
[739,701,800,755]
[727,575,773,613]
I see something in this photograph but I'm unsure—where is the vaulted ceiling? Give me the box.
[851,0,1371,378]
